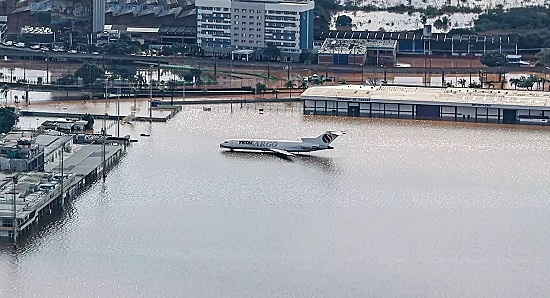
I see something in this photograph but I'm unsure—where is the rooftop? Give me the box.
[301,85,550,108]
[0,172,75,219]
[318,38,397,55]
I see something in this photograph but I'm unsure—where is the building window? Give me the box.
[2,219,13,227]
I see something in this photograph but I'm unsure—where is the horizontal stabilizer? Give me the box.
[270,148,294,156]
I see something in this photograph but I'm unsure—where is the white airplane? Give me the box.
[220,130,345,157]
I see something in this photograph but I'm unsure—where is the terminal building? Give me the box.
[196,0,314,59]
[302,85,550,125]
[317,27,519,56]
[317,38,397,66]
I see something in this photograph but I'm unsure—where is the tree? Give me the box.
[458,78,467,87]
[272,88,279,99]
[81,114,94,130]
[111,66,137,82]
[535,48,550,65]
[255,82,266,97]
[485,80,496,88]
[74,63,105,85]
[469,81,482,88]
[100,41,140,55]
[300,80,308,91]
[187,68,203,85]
[516,76,534,90]
[480,51,507,67]
[0,107,18,133]
[56,74,77,85]
[285,79,295,99]
[37,76,43,85]
[509,78,520,89]
[263,43,281,62]
[335,15,353,27]
[1,85,9,106]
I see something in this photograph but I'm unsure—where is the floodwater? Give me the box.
[2,103,550,296]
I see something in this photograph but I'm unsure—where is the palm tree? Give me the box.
[284,79,295,99]
[541,77,548,91]
[1,85,9,106]
[300,80,308,91]
[255,82,266,98]
[485,80,496,89]
[272,88,279,99]
[509,78,520,90]
[458,78,467,88]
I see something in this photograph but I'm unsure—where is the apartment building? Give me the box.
[196,0,314,59]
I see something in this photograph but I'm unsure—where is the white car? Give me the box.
[92,52,99,55]
[30,45,40,50]
[67,49,77,54]
[15,42,25,48]
[2,41,13,46]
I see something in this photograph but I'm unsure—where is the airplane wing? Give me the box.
[269,148,294,157]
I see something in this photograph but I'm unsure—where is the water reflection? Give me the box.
[220,150,337,172]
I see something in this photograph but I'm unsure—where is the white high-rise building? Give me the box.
[196,0,314,57]
[93,0,106,33]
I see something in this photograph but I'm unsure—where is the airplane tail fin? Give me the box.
[302,130,346,145]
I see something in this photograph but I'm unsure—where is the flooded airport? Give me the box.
[1,102,550,296]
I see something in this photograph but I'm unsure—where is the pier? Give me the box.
[21,105,182,123]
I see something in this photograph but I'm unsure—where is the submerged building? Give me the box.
[302,85,550,125]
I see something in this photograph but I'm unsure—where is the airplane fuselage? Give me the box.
[220,139,331,152]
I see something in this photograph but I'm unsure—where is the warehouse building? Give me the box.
[302,85,550,125]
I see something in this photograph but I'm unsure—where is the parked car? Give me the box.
[30,45,40,50]
[2,41,13,46]
[15,42,25,48]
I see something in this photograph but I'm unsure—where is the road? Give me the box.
[0,45,544,75]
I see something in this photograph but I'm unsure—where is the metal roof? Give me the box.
[301,85,550,109]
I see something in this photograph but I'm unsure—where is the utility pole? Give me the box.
[116,87,120,137]
[102,114,107,181]
[12,175,18,245]
[287,64,290,81]
[60,142,64,206]
[149,65,153,122]
[104,77,108,100]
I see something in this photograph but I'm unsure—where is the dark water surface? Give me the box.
[2,103,550,297]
